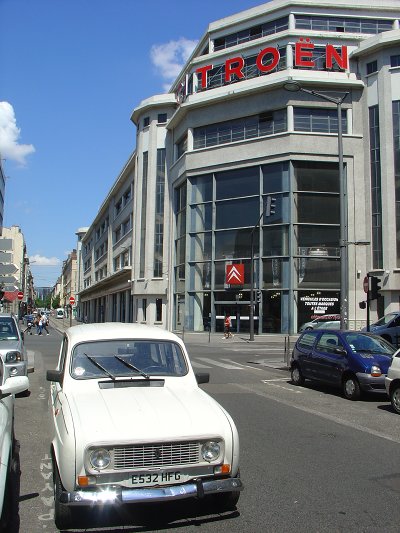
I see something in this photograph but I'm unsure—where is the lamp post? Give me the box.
[284,81,349,329]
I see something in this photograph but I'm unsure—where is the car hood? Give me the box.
[0,339,22,353]
[67,381,230,444]
[355,352,392,372]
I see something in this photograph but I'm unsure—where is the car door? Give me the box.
[294,331,319,378]
[49,336,68,434]
[311,332,347,385]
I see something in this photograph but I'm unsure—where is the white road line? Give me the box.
[262,378,291,382]
[190,360,212,369]
[197,357,243,369]
[221,358,264,370]
[263,382,302,393]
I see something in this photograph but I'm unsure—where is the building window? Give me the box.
[115,198,122,216]
[366,60,378,75]
[393,101,400,265]
[140,152,148,278]
[369,105,383,269]
[157,113,167,123]
[391,55,400,68]
[294,107,347,134]
[295,15,393,34]
[156,298,162,322]
[143,117,150,128]
[193,110,287,149]
[213,16,289,51]
[177,134,188,159]
[154,149,165,277]
[142,298,147,321]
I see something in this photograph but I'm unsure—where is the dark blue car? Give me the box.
[291,330,396,400]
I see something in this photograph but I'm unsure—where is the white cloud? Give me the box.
[150,38,197,91]
[29,254,61,266]
[0,101,35,165]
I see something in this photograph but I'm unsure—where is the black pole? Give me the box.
[367,277,370,332]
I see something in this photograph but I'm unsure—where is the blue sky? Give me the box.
[0,0,263,286]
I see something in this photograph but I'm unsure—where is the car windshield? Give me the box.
[373,312,398,326]
[70,339,188,379]
[0,318,19,340]
[344,333,395,356]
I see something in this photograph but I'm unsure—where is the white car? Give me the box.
[0,360,29,530]
[385,349,400,413]
[47,323,243,530]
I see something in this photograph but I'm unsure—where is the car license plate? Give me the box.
[131,472,181,486]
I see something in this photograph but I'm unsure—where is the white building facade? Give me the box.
[78,0,400,335]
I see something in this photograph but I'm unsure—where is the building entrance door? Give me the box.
[214,301,257,334]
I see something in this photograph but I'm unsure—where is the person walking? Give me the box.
[223,312,233,339]
[41,313,50,335]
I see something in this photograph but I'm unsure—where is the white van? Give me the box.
[56,308,64,319]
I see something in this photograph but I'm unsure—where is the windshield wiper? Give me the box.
[114,355,149,379]
[83,353,116,380]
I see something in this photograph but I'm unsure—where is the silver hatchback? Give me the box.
[0,314,33,386]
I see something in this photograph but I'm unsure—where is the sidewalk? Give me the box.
[49,317,297,347]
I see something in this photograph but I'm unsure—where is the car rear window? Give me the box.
[298,332,318,349]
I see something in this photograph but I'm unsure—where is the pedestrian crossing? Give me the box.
[189,356,284,370]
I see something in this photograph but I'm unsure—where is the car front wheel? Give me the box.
[390,385,400,414]
[54,463,73,530]
[291,365,305,386]
[342,375,361,400]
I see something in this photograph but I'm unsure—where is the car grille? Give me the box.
[113,441,201,469]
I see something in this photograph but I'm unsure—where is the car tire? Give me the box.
[214,489,240,511]
[53,463,73,530]
[342,375,361,400]
[390,385,400,414]
[291,365,305,386]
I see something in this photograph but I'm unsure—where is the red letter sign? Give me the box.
[226,264,244,285]
[225,56,245,82]
[326,44,348,70]
[256,47,280,73]
[295,38,314,67]
[196,65,213,89]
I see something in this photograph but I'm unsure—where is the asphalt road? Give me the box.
[9,326,400,532]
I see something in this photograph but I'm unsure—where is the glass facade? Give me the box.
[393,101,400,265]
[369,106,383,269]
[175,160,341,333]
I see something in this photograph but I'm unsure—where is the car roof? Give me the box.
[65,322,184,346]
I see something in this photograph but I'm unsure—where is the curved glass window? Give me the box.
[263,226,289,256]
[215,228,255,259]
[216,197,259,229]
[190,203,212,232]
[216,167,259,200]
[191,175,213,203]
[295,161,339,192]
[295,193,339,224]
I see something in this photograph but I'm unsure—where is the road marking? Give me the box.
[191,360,211,369]
[262,378,290,382]
[263,382,302,393]
[221,358,264,370]
[197,357,243,369]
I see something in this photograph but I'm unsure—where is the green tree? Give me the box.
[52,295,60,309]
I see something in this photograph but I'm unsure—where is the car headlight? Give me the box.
[5,351,22,363]
[89,448,111,470]
[201,441,221,462]
[371,365,382,377]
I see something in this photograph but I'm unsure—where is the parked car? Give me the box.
[385,349,400,414]
[298,314,341,332]
[362,311,400,345]
[0,314,33,383]
[0,359,29,531]
[291,329,395,400]
[46,323,243,530]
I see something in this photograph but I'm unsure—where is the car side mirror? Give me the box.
[196,372,210,384]
[46,369,63,384]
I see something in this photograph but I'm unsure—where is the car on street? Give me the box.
[385,349,400,414]
[46,323,243,530]
[298,314,341,332]
[0,359,30,532]
[362,311,400,346]
[0,314,33,384]
[290,329,395,400]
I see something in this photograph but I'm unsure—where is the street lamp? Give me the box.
[284,81,349,329]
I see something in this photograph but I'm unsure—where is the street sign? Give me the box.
[226,264,244,285]
[17,291,24,300]
[363,276,369,294]
[69,296,75,305]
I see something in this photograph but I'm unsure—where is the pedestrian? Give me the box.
[223,312,233,339]
[41,313,50,335]
[34,314,40,335]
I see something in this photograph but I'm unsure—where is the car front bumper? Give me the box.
[60,476,243,506]
[356,373,387,393]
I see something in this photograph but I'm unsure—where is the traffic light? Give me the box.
[369,275,382,300]
[265,196,276,217]
[256,289,262,303]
